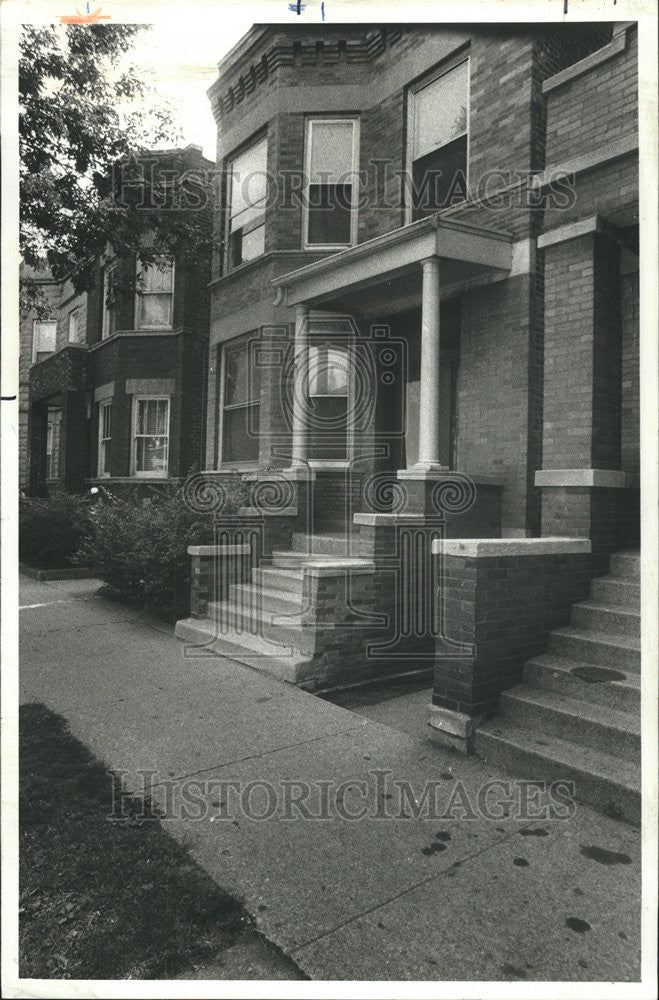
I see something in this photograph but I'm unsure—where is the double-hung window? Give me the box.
[304,118,359,248]
[102,262,118,339]
[220,336,260,465]
[46,407,62,479]
[307,343,350,460]
[136,258,174,329]
[68,309,80,343]
[407,57,469,220]
[98,401,112,477]
[226,135,267,271]
[32,319,56,362]
[131,397,170,477]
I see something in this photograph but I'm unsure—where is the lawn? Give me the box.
[19,703,299,980]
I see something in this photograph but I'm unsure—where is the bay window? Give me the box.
[226,135,267,271]
[407,57,469,219]
[220,335,260,465]
[131,396,170,476]
[304,118,359,248]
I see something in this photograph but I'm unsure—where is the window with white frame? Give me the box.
[98,400,112,477]
[131,396,170,476]
[304,118,359,248]
[407,57,469,220]
[32,319,57,362]
[307,343,350,460]
[220,336,260,465]
[226,135,268,271]
[46,407,62,479]
[102,262,118,339]
[136,258,174,329]
[68,309,80,343]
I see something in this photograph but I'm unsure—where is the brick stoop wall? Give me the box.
[429,538,593,750]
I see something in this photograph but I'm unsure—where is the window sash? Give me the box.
[410,60,469,161]
[68,310,79,343]
[136,259,174,329]
[226,135,268,270]
[102,264,117,339]
[33,320,57,360]
[132,397,170,476]
[220,336,261,466]
[304,118,359,249]
[98,401,112,477]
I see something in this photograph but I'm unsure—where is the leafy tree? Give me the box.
[20,24,214,313]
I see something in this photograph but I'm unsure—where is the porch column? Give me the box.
[416,256,446,471]
[290,303,309,468]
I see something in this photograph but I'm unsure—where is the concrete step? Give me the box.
[253,566,305,596]
[549,627,640,671]
[475,720,641,825]
[523,653,640,711]
[571,601,640,637]
[174,616,312,684]
[609,551,640,579]
[270,549,373,571]
[230,582,303,616]
[498,684,639,762]
[292,532,350,556]
[207,600,328,654]
[590,576,640,609]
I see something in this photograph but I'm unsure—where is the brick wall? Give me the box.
[433,548,593,717]
[621,269,639,486]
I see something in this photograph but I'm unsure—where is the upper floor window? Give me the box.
[136,258,174,329]
[407,58,469,220]
[220,335,260,465]
[102,262,118,339]
[304,118,359,248]
[68,308,80,343]
[32,319,57,362]
[226,135,267,271]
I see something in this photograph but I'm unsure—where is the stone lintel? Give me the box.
[93,381,115,402]
[188,544,251,557]
[535,469,626,488]
[431,537,592,558]
[237,506,299,518]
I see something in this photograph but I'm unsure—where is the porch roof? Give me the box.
[272,215,513,314]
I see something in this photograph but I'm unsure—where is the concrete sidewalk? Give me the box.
[19,576,641,983]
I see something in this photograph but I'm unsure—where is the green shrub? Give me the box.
[20,491,94,569]
[76,477,247,621]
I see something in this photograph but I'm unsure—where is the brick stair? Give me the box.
[475,550,641,824]
[175,544,373,685]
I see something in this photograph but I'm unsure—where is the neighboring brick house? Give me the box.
[25,145,214,496]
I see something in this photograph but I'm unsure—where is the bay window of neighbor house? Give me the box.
[102,262,118,338]
[136,258,174,329]
[131,396,170,477]
[408,58,469,220]
[307,343,350,461]
[46,407,62,479]
[304,119,359,248]
[97,400,112,477]
[221,336,260,465]
[226,135,267,271]
[32,319,57,362]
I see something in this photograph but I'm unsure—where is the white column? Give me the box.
[290,303,309,467]
[415,256,445,470]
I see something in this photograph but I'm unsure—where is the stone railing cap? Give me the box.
[431,537,592,558]
[188,544,250,556]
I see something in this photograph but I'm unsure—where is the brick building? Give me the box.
[25,145,214,496]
